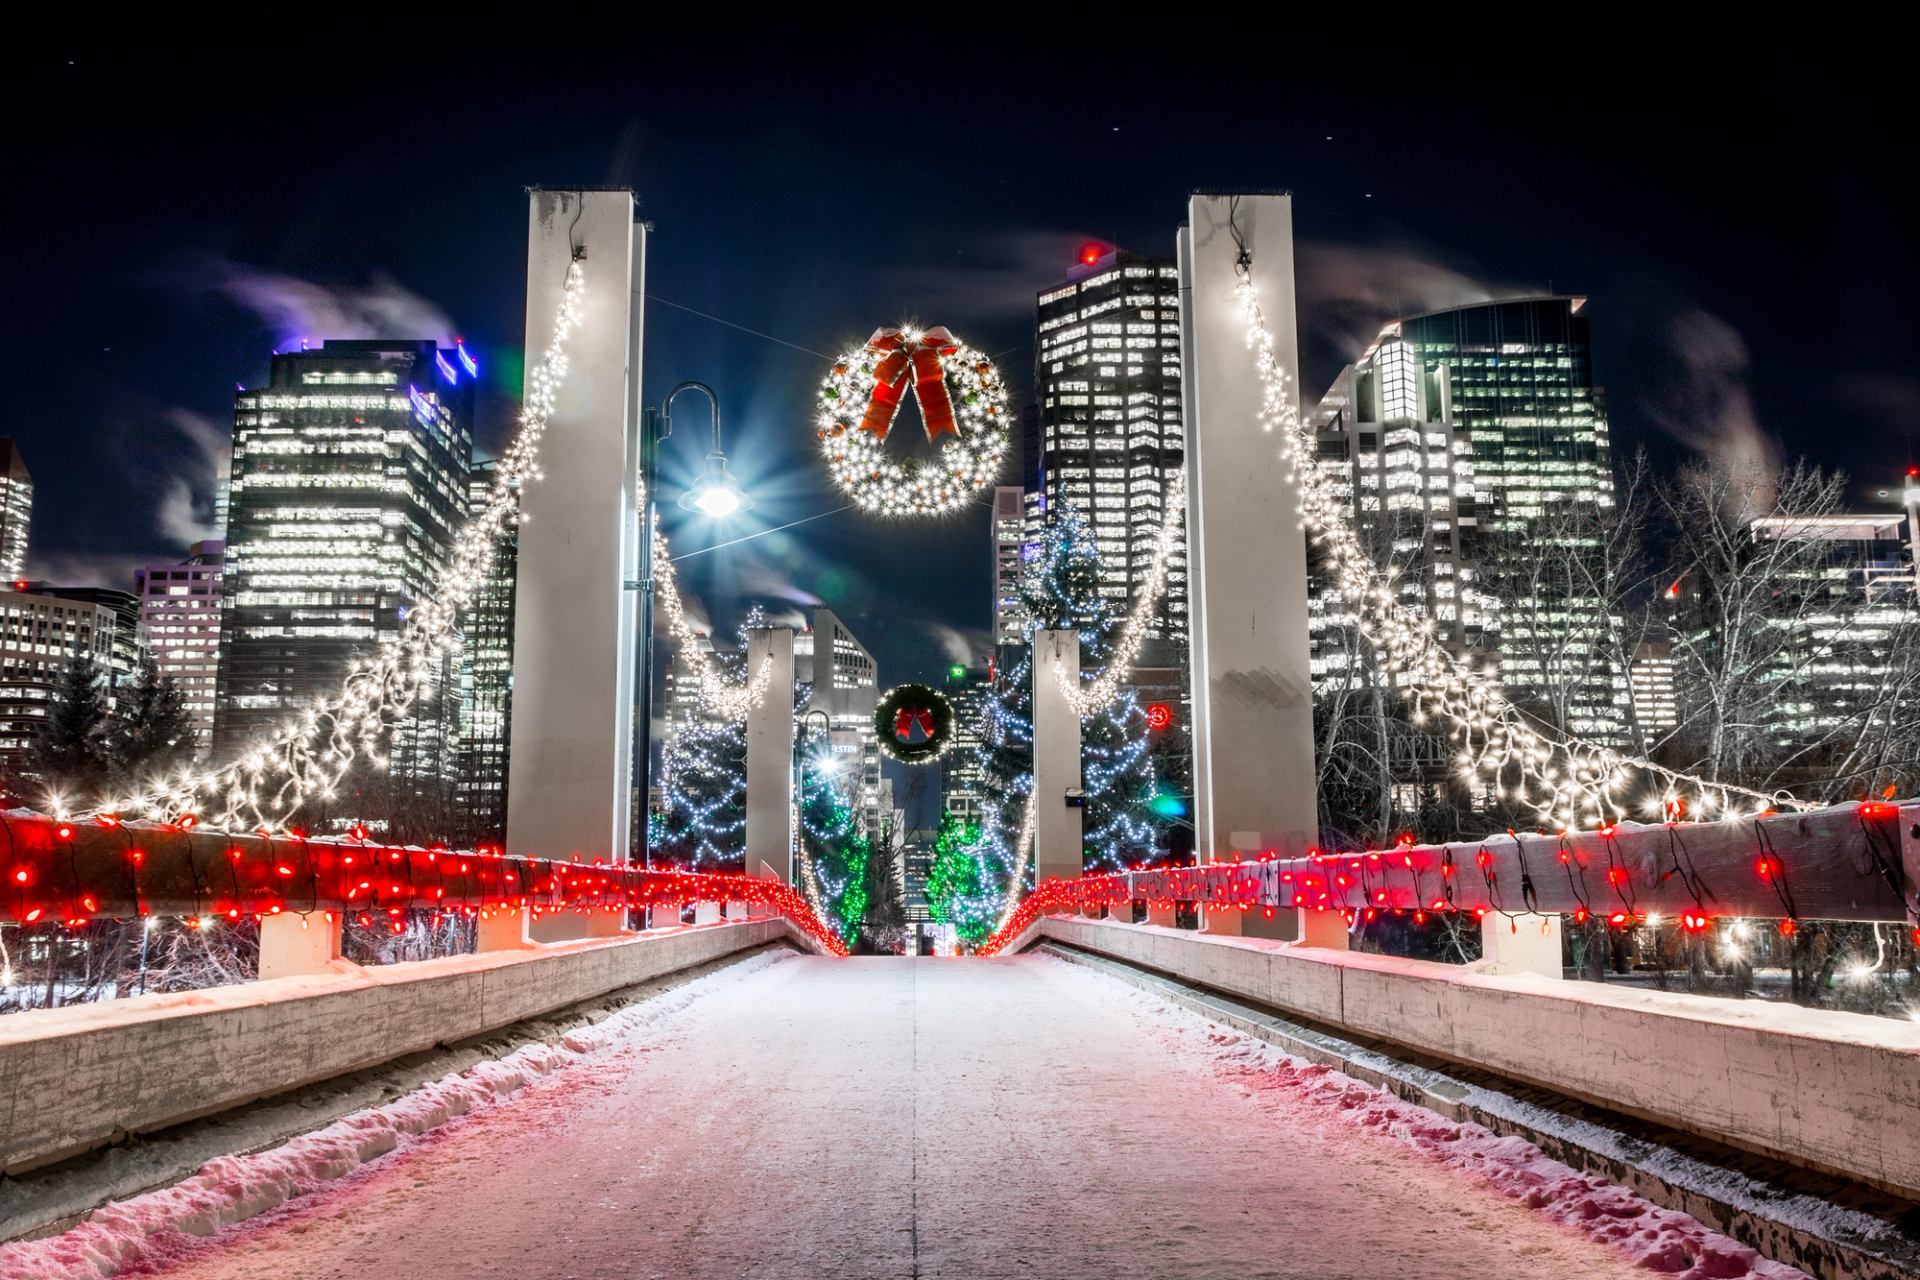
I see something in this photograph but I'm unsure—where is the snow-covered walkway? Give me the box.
[6,951,1802,1279]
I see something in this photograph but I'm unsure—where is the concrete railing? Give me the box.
[1031,914,1920,1201]
[0,918,808,1175]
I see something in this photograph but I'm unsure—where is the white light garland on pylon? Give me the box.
[90,259,592,830]
[1053,469,1186,716]
[1231,262,1802,828]
[989,790,1040,936]
[648,525,774,720]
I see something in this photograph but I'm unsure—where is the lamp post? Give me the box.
[634,380,754,871]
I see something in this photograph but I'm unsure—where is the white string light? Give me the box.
[649,524,774,720]
[1052,469,1186,717]
[1231,263,1803,828]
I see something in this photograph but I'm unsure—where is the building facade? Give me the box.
[212,340,473,777]
[1309,333,1482,683]
[0,587,124,784]
[1389,296,1624,741]
[0,439,32,584]
[454,461,515,842]
[794,607,885,838]
[1031,248,1188,644]
[991,485,1026,646]
[940,664,990,826]
[134,541,225,751]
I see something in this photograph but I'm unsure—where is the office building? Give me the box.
[212,339,473,778]
[794,607,884,838]
[1746,511,1914,744]
[33,586,143,694]
[1031,247,1188,644]
[455,461,515,842]
[133,541,225,749]
[940,664,990,825]
[1629,633,1679,735]
[0,440,29,583]
[0,586,125,783]
[1309,333,1482,682]
[992,486,1027,645]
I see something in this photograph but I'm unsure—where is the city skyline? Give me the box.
[4,48,1913,696]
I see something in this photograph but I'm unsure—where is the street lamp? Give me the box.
[633,379,754,873]
[664,381,754,518]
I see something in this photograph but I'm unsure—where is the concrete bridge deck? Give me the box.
[3,952,1795,1279]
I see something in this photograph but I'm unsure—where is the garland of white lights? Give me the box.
[90,259,590,829]
[1053,469,1186,716]
[1231,262,1803,827]
[988,791,1040,936]
[816,326,1010,516]
[649,526,774,720]
[92,257,772,831]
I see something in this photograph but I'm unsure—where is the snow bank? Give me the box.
[1099,963,1810,1280]
[0,950,787,1280]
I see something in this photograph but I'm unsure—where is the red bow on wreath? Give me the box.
[859,327,960,441]
[894,705,936,741]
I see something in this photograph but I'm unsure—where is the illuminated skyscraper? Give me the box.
[1031,248,1187,643]
[212,339,474,774]
[133,540,226,751]
[991,485,1026,645]
[455,460,515,842]
[0,439,32,582]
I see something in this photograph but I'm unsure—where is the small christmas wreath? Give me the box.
[874,683,955,765]
[816,325,1010,517]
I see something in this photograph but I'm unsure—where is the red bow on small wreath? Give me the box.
[859,326,960,441]
[894,705,936,741]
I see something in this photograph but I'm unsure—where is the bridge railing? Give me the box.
[0,809,846,957]
[980,799,1920,956]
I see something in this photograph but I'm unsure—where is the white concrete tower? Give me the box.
[1178,192,1318,938]
[501,188,646,943]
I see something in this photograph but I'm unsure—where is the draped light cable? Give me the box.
[1230,254,1803,827]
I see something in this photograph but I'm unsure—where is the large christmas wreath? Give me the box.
[874,682,956,765]
[816,325,1010,517]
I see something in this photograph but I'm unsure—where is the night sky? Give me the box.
[5,42,1914,695]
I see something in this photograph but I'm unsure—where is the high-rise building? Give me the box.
[794,607,884,838]
[1745,511,1914,744]
[991,486,1026,646]
[212,339,473,776]
[33,586,144,696]
[0,586,124,784]
[133,541,226,750]
[1328,299,1628,740]
[1629,633,1679,735]
[1031,248,1188,644]
[1309,333,1482,682]
[940,664,990,825]
[455,461,515,842]
[0,439,32,582]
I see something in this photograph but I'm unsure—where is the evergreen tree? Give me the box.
[796,731,871,947]
[28,649,113,803]
[925,810,993,943]
[654,708,747,869]
[106,655,197,789]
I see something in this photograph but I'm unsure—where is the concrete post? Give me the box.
[476,906,534,951]
[1294,908,1351,950]
[693,901,722,926]
[1178,192,1315,940]
[256,911,342,979]
[507,188,645,943]
[1032,629,1084,887]
[1481,911,1563,978]
[744,627,796,885]
[648,901,682,930]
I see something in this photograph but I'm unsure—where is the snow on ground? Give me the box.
[2,952,1807,1280]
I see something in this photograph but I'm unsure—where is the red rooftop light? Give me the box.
[1079,242,1104,266]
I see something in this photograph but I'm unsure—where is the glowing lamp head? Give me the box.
[679,453,753,518]
[1078,242,1105,266]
